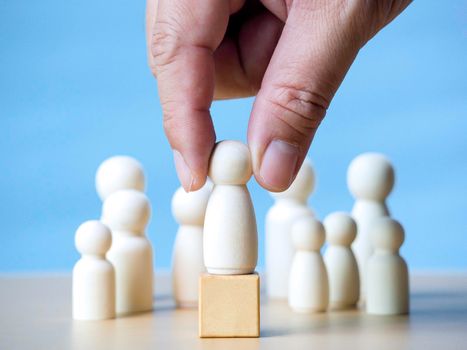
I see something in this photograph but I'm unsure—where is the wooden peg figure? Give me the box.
[95,155,145,201]
[73,220,115,320]
[289,216,328,312]
[366,217,409,315]
[171,180,213,307]
[101,189,154,314]
[347,153,394,301]
[266,159,315,299]
[203,140,258,275]
[323,212,360,310]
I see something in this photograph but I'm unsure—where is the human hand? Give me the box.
[146,0,411,192]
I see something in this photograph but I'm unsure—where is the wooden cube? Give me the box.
[199,273,260,338]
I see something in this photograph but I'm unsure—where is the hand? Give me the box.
[146,0,411,192]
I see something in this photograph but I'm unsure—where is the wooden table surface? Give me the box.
[1,273,466,349]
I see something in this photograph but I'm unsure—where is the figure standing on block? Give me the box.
[171,180,213,307]
[265,159,315,299]
[95,155,145,201]
[323,212,359,310]
[101,189,154,314]
[366,217,409,315]
[204,140,258,275]
[347,153,394,301]
[289,216,328,313]
[73,220,115,320]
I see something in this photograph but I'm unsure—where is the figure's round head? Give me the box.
[323,212,357,246]
[95,156,145,201]
[371,217,404,252]
[347,153,394,201]
[75,220,112,255]
[172,180,213,225]
[208,141,252,185]
[271,159,315,202]
[291,215,325,251]
[101,189,151,233]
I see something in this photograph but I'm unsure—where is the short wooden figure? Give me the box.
[289,216,329,313]
[366,217,409,315]
[323,212,360,310]
[73,220,115,320]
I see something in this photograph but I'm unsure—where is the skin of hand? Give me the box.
[146,0,412,192]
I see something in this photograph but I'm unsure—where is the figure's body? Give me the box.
[265,160,315,299]
[347,153,394,301]
[289,216,328,313]
[203,140,258,275]
[367,217,409,315]
[102,189,154,314]
[323,212,359,309]
[73,220,115,320]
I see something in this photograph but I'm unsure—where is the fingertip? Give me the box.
[173,149,210,193]
[189,170,208,192]
[173,150,192,192]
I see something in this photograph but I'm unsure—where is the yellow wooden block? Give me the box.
[199,273,260,338]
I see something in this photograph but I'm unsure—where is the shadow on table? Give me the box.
[410,288,467,320]
[409,291,467,323]
[197,337,260,350]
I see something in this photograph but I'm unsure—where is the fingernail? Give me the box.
[173,150,194,192]
[259,140,299,191]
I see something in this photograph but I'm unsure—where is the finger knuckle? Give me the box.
[265,83,330,137]
[161,100,178,130]
[151,20,182,72]
[148,54,159,78]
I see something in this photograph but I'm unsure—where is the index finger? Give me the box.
[147,0,233,191]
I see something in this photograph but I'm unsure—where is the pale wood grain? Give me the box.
[199,273,260,337]
[0,273,466,349]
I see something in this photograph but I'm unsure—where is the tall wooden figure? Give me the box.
[200,140,260,338]
[347,153,394,301]
[102,189,154,315]
[95,155,145,201]
[203,141,257,274]
[171,180,212,308]
[265,159,315,299]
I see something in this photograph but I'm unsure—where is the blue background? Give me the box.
[1,1,466,272]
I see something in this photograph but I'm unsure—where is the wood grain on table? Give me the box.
[0,273,466,350]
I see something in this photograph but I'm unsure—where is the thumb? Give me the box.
[248,2,365,192]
